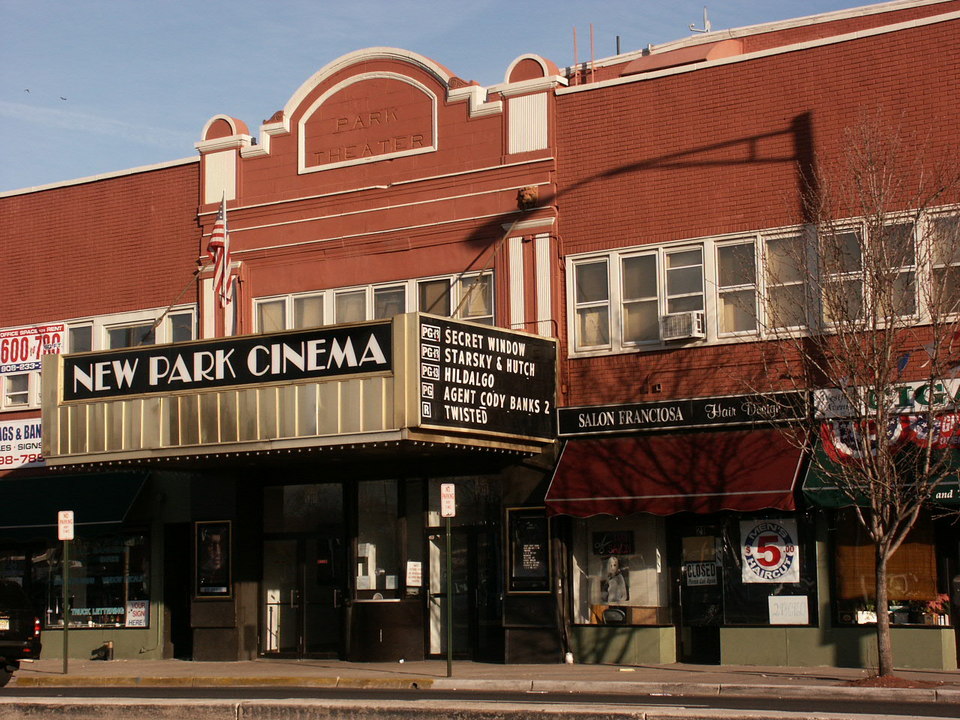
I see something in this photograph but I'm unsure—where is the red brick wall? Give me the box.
[0,162,200,328]
[555,15,960,407]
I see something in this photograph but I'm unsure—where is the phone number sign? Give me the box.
[0,324,64,374]
[0,419,44,469]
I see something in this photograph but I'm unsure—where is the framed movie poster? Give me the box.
[195,521,232,599]
[507,507,550,593]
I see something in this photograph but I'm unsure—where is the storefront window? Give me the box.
[570,515,670,625]
[29,534,149,628]
[834,511,949,626]
[719,516,818,625]
[356,479,400,599]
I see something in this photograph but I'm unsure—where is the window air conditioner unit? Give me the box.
[660,311,705,341]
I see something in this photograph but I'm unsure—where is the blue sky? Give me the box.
[1,0,873,192]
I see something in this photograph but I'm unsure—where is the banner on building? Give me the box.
[0,418,43,469]
[741,518,799,584]
[0,324,63,375]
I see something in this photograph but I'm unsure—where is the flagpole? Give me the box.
[207,193,233,337]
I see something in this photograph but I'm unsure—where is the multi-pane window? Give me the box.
[820,222,918,324]
[0,307,195,412]
[665,247,704,315]
[716,242,757,334]
[2,373,30,409]
[568,208,959,356]
[621,254,658,344]
[255,273,493,333]
[764,234,807,330]
[930,215,960,315]
[820,227,864,324]
[573,259,610,350]
[70,308,195,352]
[879,222,916,318]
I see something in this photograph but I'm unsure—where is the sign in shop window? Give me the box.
[34,535,150,628]
[740,519,800,584]
[680,518,817,627]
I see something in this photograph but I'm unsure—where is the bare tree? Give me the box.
[756,117,960,677]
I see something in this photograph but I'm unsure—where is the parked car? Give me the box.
[0,580,41,687]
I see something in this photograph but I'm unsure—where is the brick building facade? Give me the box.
[1,0,958,670]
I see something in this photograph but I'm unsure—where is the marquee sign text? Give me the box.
[62,323,392,401]
[418,317,555,439]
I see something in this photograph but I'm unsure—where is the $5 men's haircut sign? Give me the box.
[741,518,799,584]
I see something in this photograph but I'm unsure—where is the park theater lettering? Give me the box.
[303,77,435,168]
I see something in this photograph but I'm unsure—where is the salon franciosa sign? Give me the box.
[61,323,392,401]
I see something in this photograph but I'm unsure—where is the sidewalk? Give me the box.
[10,658,960,703]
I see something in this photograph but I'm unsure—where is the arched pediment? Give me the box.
[298,71,437,173]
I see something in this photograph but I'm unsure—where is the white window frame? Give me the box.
[571,257,613,352]
[566,207,960,359]
[569,242,713,357]
[714,239,758,337]
[254,272,495,333]
[1,372,37,411]
[68,306,197,352]
[762,230,811,333]
[619,251,660,347]
[927,211,960,317]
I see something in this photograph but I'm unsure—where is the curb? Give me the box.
[12,674,960,704]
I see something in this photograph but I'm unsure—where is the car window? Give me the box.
[0,580,28,608]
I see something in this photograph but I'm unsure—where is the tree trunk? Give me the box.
[875,547,895,677]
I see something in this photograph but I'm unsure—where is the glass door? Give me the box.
[262,539,299,655]
[261,534,346,658]
[678,532,723,664]
[261,483,347,658]
[303,533,346,657]
[428,526,502,661]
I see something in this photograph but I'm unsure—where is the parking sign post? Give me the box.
[440,484,456,678]
[57,511,74,675]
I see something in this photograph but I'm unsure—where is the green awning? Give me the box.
[802,441,960,508]
[0,473,146,540]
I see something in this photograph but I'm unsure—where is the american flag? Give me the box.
[207,197,232,308]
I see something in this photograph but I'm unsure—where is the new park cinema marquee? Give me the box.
[41,314,557,466]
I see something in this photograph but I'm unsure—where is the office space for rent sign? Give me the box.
[0,324,63,374]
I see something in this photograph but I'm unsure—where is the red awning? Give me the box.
[546,430,806,517]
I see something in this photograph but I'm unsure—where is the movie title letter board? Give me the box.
[418,316,556,440]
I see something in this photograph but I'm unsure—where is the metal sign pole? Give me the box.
[445,515,453,679]
[62,538,69,675]
[439,483,456,678]
[57,510,74,675]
